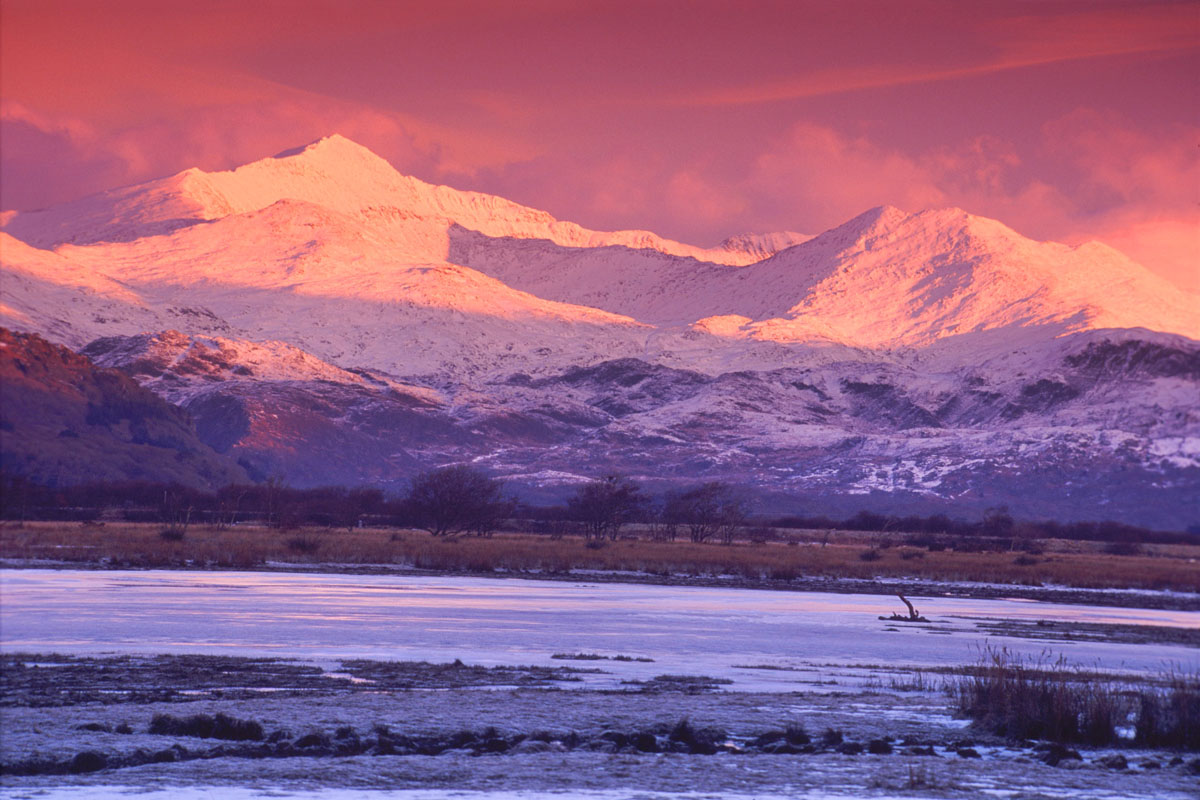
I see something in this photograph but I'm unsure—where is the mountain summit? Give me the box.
[2,134,1196,363]
[2,134,782,265]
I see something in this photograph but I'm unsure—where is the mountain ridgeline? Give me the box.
[1,135,1197,528]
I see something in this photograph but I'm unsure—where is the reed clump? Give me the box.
[950,647,1199,750]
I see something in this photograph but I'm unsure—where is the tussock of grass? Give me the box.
[1136,670,1200,750]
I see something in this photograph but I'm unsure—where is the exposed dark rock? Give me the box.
[1064,339,1200,380]
[294,732,331,750]
[148,713,263,741]
[821,728,844,747]
[68,751,107,773]
[1039,743,1082,766]
[905,745,938,756]
[75,722,111,732]
[631,732,659,752]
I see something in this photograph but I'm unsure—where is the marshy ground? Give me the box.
[2,522,1197,798]
[1,653,1197,799]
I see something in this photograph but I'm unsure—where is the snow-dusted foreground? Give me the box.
[6,787,1196,800]
[1,569,1196,689]
[3,569,1199,799]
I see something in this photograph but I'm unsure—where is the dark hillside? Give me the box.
[0,328,246,488]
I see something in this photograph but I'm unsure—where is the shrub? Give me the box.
[286,535,322,554]
[746,525,777,544]
[1104,541,1143,556]
[858,549,882,562]
[158,527,185,542]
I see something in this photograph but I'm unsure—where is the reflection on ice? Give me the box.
[1,569,1196,691]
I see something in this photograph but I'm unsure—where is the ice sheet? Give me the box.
[1,570,1195,691]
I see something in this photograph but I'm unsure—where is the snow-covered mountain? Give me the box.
[2,135,1197,526]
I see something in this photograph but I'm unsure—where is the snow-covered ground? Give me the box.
[3,569,1198,799]
[6,787,1198,800]
[2,570,1195,691]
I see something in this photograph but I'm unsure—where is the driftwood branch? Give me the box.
[879,594,930,623]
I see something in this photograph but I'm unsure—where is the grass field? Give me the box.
[2,521,1197,592]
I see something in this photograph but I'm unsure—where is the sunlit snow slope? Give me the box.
[2,135,1197,526]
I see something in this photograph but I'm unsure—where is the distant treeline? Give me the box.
[1,471,1195,545]
[0,474,393,529]
[764,510,1199,546]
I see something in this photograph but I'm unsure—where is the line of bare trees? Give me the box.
[401,467,750,543]
[556,475,750,543]
[6,467,1191,544]
[404,465,514,537]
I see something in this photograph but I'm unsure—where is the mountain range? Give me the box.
[2,135,1197,527]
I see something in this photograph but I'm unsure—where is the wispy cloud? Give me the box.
[673,5,1197,107]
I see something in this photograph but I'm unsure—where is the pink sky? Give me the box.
[2,0,1197,289]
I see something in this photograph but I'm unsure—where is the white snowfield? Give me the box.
[2,134,1196,380]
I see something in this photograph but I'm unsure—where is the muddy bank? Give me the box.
[0,654,602,708]
[959,618,1200,647]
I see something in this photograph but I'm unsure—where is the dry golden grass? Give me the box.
[1,521,1196,592]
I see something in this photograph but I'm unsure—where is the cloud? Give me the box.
[0,101,130,210]
[1036,110,1200,290]
[673,3,1198,107]
[3,94,1194,293]
[0,92,520,212]
[664,171,747,226]
[608,115,1198,291]
[743,124,948,227]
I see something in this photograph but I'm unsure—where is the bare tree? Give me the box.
[567,475,644,540]
[406,465,509,537]
[215,485,249,529]
[648,504,678,542]
[664,482,747,544]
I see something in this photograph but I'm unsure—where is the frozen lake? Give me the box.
[1,569,1196,690]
